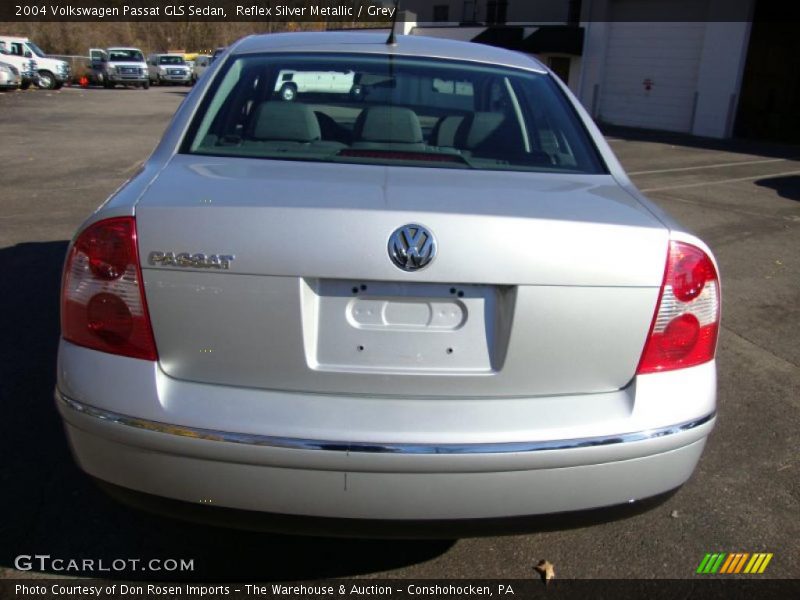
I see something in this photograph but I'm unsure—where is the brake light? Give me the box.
[61,217,158,361]
[637,241,720,374]
[337,149,465,163]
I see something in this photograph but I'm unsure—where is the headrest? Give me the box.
[249,101,321,142]
[456,112,506,149]
[354,106,423,144]
[432,115,466,147]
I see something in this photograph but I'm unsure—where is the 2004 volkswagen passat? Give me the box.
[56,33,720,534]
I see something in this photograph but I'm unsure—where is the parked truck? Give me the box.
[0,40,37,89]
[90,47,149,89]
[147,53,192,86]
[0,35,70,89]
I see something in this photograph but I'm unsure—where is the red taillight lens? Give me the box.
[61,217,158,361]
[637,241,720,374]
[78,220,131,280]
[87,293,134,344]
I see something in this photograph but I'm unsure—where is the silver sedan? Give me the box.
[56,32,720,534]
[0,60,21,90]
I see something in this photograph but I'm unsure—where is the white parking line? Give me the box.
[640,169,800,193]
[629,158,788,176]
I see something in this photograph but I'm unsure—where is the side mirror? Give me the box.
[24,50,32,58]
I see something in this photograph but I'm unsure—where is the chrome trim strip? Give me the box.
[57,391,715,455]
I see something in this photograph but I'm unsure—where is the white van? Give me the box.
[147,54,191,86]
[191,54,211,82]
[0,35,70,89]
[0,40,36,89]
[90,47,149,89]
[274,69,360,101]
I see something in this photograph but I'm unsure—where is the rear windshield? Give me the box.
[182,53,605,174]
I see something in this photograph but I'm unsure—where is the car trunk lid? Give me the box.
[135,156,667,397]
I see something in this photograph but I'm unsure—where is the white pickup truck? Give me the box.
[0,35,70,89]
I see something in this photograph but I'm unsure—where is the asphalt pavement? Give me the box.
[0,86,797,580]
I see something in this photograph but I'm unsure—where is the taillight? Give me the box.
[637,240,720,374]
[61,217,158,361]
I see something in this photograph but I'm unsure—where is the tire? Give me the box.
[37,71,56,90]
[279,83,297,102]
[103,78,113,89]
[20,80,31,90]
[143,81,149,90]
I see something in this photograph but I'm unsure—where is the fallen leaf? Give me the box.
[535,559,555,583]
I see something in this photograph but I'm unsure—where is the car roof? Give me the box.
[232,32,547,73]
[108,47,142,51]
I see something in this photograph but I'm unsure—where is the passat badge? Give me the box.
[148,251,235,270]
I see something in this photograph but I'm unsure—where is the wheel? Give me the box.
[37,71,56,90]
[103,78,113,89]
[143,81,149,90]
[279,83,297,102]
[350,84,364,100]
[20,80,31,90]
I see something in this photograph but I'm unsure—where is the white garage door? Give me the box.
[599,0,708,133]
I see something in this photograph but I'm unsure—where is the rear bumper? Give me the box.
[56,390,715,525]
[95,479,681,538]
[59,391,710,520]
[56,341,716,525]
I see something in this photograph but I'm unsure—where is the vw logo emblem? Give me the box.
[388,224,437,271]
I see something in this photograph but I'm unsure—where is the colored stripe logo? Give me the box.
[696,553,773,574]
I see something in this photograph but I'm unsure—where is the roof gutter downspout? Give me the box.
[576,0,592,107]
